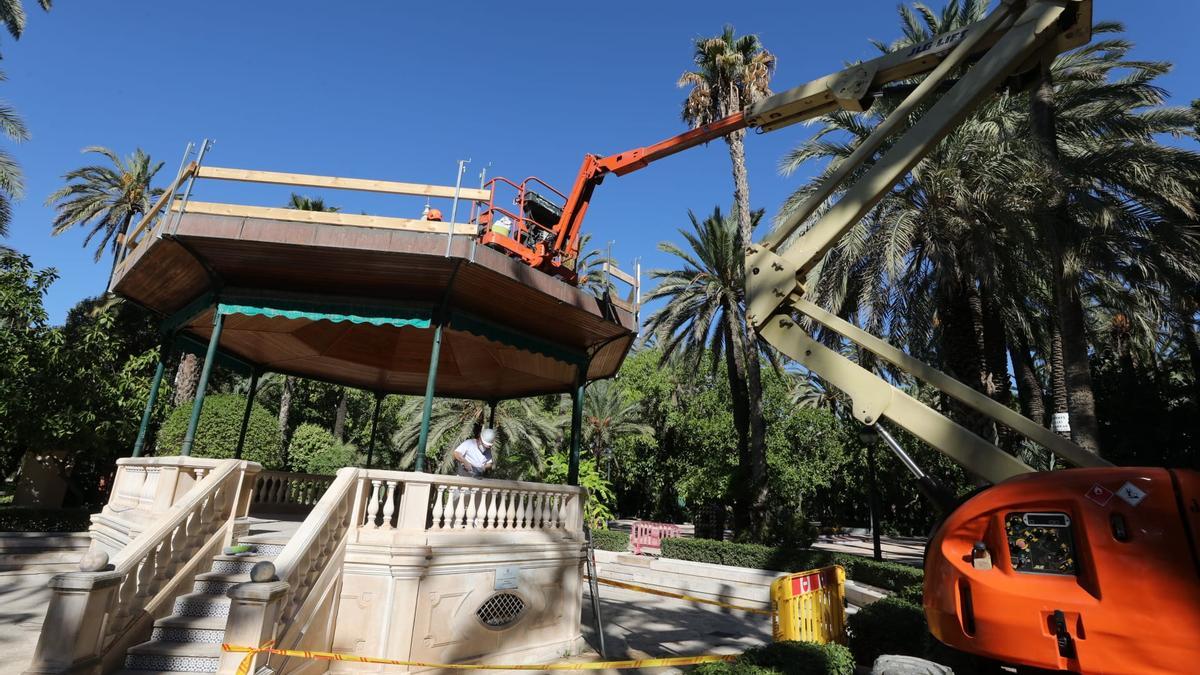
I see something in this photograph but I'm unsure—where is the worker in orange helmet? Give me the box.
[422,204,444,221]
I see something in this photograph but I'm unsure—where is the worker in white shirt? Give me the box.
[453,427,495,477]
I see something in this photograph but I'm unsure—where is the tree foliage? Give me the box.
[157,394,283,469]
[288,423,359,475]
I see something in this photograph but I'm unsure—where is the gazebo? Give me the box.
[111,143,639,481]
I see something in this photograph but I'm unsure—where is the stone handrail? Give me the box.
[356,470,585,537]
[250,470,334,513]
[219,467,358,675]
[26,459,261,675]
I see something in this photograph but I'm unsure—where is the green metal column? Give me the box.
[567,367,585,486]
[131,343,170,457]
[365,392,384,469]
[234,368,262,460]
[181,312,224,456]
[487,400,497,428]
[415,323,444,473]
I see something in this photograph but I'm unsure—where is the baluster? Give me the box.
[480,489,493,528]
[154,540,173,587]
[538,493,550,529]
[137,548,156,599]
[523,493,536,529]
[448,485,460,528]
[499,490,512,529]
[382,480,398,529]
[431,485,446,529]
[112,571,137,632]
[465,488,478,528]
[559,494,570,528]
[516,491,527,529]
[170,522,187,565]
[194,467,207,486]
[366,480,382,528]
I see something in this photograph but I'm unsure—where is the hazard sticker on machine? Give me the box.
[1116,481,1148,507]
[1085,483,1113,506]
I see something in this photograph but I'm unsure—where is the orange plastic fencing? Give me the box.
[631,521,682,554]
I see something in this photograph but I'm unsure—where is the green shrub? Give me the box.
[896,582,924,605]
[591,528,629,552]
[288,423,357,474]
[0,507,93,532]
[157,394,282,469]
[847,597,929,666]
[694,642,854,675]
[659,538,924,595]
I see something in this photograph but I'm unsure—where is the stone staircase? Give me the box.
[117,536,287,675]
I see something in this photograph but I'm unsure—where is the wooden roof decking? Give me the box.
[110,167,637,399]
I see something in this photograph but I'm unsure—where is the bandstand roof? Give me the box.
[110,165,638,400]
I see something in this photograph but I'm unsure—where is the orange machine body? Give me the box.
[925,467,1200,674]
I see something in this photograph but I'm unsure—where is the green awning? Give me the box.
[216,301,431,329]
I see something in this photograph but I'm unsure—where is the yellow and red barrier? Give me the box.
[769,565,847,644]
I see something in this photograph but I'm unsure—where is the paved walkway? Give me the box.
[813,534,925,566]
[0,569,57,675]
[580,580,771,673]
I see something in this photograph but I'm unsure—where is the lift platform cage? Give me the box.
[770,565,847,644]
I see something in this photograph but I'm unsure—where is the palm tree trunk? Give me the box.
[1179,315,1200,404]
[1010,336,1046,426]
[172,354,200,406]
[722,320,753,536]
[725,129,754,246]
[939,280,997,444]
[1030,68,1102,454]
[1048,328,1070,439]
[279,376,295,464]
[333,388,349,441]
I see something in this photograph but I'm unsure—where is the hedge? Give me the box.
[658,537,923,594]
[846,597,929,666]
[694,641,854,675]
[157,394,283,469]
[288,423,358,475]
[0,507,93,532]
[591,529,629,552]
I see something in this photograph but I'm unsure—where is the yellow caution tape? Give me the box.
[589,576,773,616]
[222,643,739,674]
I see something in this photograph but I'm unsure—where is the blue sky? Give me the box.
[4,0,1198,323]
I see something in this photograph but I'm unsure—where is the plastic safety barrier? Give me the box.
[770,565,847,644]
[630,521,681,554]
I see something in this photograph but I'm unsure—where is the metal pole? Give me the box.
[866,443,883,562]
[181,311,224,456]
[444,159,470,257]
[234,368,262,460]
[131,343,170,457]
[415,323,444,473]
[366,392,384,469]
[567,367,585,486]
[874,423,954,514]
[170,138,211,237]
[583,523,608,658]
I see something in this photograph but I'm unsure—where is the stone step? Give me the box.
[116,670,212,675]
[171,592,232,619]
[191,570,253,596]
[207,554,271,576]
[150,615,227,644]
[124,640,222,673]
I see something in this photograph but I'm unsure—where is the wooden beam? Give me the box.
[123,162,197,245]
[601,263,636,286]
[176,201,479,235]
[196,166,492,201]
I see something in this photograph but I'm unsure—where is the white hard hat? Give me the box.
[480,428,496,447]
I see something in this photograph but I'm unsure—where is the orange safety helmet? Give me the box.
[425,207,443,222]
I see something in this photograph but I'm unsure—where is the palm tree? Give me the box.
[575,232,617,298]
[581,379,651,476]
[392,397,563,478]
[47,147,164,267]
[0,0,50,44]
[644,206,772,536]
[678,25,774,247]
[779,4,1200,457]
[0,0,48,247]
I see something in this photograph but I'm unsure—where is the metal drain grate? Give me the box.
[476,592,525,628]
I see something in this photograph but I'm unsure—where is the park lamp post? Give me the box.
[858,427,884,562]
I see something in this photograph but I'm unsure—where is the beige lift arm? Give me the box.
[741,0,1110,484]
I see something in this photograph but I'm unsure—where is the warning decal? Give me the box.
[1116,481,1148,507]
[1085,483,1113,506]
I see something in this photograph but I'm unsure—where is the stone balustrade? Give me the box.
[92,456,235,556]
[250,470,335,514]
[26,458,261,675]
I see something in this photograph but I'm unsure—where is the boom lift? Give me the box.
[480,1,1200,672]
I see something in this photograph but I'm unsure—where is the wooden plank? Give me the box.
[196,166,492,201]
[602,263,636,286]
[176,201,478,235]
